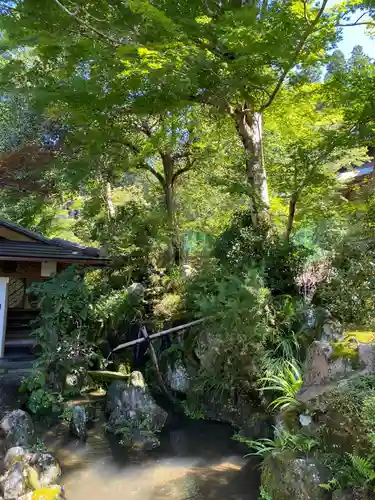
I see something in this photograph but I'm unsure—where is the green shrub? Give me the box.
[29,266,99,392]
[315,248,375,328]
[184,258,305,406]
[20,371,62,416]
[185,266,273,399]
[235,426,318,458]
[213,209,311,295]
[260,361,303,411]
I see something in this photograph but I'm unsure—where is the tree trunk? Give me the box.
[286,194,298,242]
[106,181,116,219]
[161,153,180,266]
[233,105,269,229]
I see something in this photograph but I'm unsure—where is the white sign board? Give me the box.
[0,277,9,358]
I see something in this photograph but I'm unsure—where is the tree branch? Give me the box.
[136,162,165,186]
[139,121,153,137]
[123,139,165,186]
[52,0,121,45]
[337,21,374,27]
[123,140,141,155]
[260,0,329,111]
[337,11,372,27]
[193,38,235,63]
[172,159,197,184]
[301,0,309,23]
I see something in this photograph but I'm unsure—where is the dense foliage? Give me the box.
[1,0,375,497]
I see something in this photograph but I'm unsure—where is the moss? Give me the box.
[27,466,40,490]
[32,486,62,500]
[329,331,375,368]
[345,331,375,344]
[331,342,358,360]
[330,340,361,369]
[9,455,25,466]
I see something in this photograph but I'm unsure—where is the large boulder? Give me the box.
[30,453,61,488]
[70,405,87,441]
[194,331,223,370]
[117,428,161,451]
[184,390,271,439]
[106,371,168,448]
[320,318,344,343]
[333,489,375,499]
[166,361,189,393]
[303,375,375,455]
[0,445,61,499]
[0,462,26,500]
[4,447,29,470]
[298,337,375,404]
[3,448,60,488]
[0,411,34,451]
[261,452,328,500]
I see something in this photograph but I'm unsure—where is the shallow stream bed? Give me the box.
[41,415,260,500]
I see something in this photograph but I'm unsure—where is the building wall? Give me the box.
[0,261,44,310]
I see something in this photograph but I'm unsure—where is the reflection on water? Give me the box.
[41,414,260,500]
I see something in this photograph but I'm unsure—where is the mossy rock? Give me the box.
[261,452,328,500]
[310,375,375,454]
[115,427,160,450]
[330,341,360,368]
[184,390,271,438]
[330,331,375,366]
[345,331,375,344]
[333,488,375,500]
[19,486,64,500]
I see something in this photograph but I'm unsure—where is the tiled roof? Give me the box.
[0,220,51,244]
[0,220,107,263]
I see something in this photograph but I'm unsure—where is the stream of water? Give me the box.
[41,415,260,500]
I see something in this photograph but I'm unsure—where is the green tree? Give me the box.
[0,0,349,232]
[348,45,371,71]
[265,83,368,239]
[325,49,347,80]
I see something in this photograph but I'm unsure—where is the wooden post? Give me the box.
[140,327,177,405]
[0,277,9,358]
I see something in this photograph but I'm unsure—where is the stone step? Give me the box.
[5,338,37,348]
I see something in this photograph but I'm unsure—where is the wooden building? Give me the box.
[0,220,107,362]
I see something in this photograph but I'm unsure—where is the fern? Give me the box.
[319,478,339,492]
[260,360,303,410]
[234,426,317,458]
[259,486,273,500]
[347,454,375,484]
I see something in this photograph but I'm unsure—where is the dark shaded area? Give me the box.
[40,412,260,500]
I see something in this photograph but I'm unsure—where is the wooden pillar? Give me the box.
[0,277,9,358]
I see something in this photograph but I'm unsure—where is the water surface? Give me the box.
[42,415,260,500]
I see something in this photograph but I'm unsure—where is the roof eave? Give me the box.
[0,255,109,266]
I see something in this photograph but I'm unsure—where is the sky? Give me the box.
[338,24,375,58]
[328,0,375,58]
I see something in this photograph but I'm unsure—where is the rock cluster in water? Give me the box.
[106,371,168,450]
[0,410,64,500]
